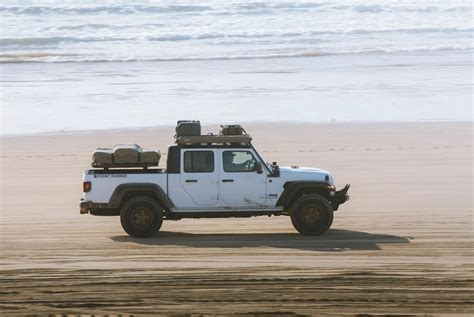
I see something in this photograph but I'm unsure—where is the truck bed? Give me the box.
[84,168,168,204]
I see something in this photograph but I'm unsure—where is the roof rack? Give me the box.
[176,134,252,145]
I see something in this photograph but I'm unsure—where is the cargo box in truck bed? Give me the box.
[91,144,161,169]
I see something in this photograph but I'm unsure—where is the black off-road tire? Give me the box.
[120,196,163,238]
[290,194,334,236]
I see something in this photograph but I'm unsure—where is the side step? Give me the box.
[166,209,286,220]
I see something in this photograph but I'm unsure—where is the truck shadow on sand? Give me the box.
[110,229,412,252]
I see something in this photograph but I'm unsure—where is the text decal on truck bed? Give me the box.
[94,174,127,178]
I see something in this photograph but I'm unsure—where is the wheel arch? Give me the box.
[276,181,333,210]
[109,183,175,212]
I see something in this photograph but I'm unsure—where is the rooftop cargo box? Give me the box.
[220,124,246,136]
[176,120,201,137]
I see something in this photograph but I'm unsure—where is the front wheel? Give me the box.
[290,194,333,236]
[120,196,163,238]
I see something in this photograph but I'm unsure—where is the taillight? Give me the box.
[83,181,91,193]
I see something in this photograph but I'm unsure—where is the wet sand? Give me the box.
[1,122,473,315]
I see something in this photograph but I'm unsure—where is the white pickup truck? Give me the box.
[80,122,350,238]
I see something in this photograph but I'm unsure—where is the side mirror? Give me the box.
[254,162,263,174]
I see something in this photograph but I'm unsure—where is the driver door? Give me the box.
[218,149,268,208]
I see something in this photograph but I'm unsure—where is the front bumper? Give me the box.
[333,184,350,205]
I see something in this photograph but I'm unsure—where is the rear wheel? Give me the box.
[290,194,333,236]
[120,196,163,238]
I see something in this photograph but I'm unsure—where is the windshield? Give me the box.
[249,144,274,174]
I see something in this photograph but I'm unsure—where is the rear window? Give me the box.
[184,151,214,173]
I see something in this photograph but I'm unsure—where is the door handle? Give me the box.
[222,179,234,182]
[185,179,198,183]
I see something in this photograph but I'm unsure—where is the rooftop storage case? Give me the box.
[176,120,201,137]
[220,124,246,135]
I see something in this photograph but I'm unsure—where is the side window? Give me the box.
[184,151,214,173]
[223,151,257,173]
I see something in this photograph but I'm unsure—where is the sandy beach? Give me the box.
[0,122,472,315]
[1,1,472,315]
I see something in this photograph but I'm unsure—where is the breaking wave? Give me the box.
[1,46,472,64]
[1,27,472,47]
[0,5,212,15]
[1,3,471,15]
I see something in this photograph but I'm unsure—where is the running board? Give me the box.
[166,209,286,220]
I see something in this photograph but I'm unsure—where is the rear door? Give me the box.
[179,149,219,206]
[218,149,268,207]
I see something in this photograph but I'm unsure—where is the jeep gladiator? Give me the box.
[80,123,349,237]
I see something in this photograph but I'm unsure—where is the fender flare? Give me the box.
[276,181,334,209]
[108,183,175,211]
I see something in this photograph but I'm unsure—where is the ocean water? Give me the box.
[0,0,473,134]
[1,0,472,62]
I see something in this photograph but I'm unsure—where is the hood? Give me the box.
[278,166,333,183]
